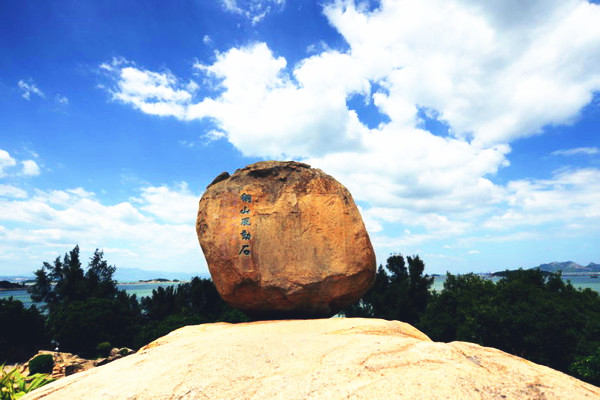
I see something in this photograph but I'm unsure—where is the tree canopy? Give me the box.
[343,254,433,324]
[28,246,140,357]
[29,246,119,308]
[417,269,600,381]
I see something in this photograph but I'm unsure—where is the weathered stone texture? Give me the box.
[24,319,600,400]
[196,161,376,318]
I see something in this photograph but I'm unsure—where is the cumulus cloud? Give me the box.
[99,0,600,254]
[484,168,600,229]
[0,184,27,199]
[329,0,600,144]
[101,57,196,119]
[220,0,285,24]
[551,147,599,156]
[133,182,199,225]
[55,94,69,104]
[0,184,206,274]
[21,160,40,176]
[0,149,40,177]
[0,150,17,177]
[18,79,45,100]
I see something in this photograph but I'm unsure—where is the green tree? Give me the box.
[46,297,139,358]
[85,249,118,299]
[135,277,248,347]
[418,269,600,376]
[343,254,433,324]
[0,298,49,363]
[29,246,87,308]
[570,345,600,386]
[28,246,141,356]
[417,273,497,343]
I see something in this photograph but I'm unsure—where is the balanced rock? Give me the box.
[24,319,600,400]
[196,161,376,318]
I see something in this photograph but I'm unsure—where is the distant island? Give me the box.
[0,280,26,291]
[493,261,600,276]
[113,267,203,282]
[534,261,600,274]
[138,278,180,283]
[118,278,184,285]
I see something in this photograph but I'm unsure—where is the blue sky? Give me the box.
[1,0,599,276]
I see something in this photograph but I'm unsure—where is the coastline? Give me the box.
[117,280,186,285]
[0,286,27,292]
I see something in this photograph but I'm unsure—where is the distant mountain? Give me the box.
[0,275,35,283]
[113,267,208,282]
[532,261,600,274]
[0,269,209,284]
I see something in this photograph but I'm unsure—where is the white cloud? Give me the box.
[306,40,332,54]
[101,1,600,215]
[55,94,69,104]
[0,184,27,199]
[0,184,206,275]
[18,79,45,100]
[484,168,600,229]
[109,64,194,119]
[220,0,285,24]
[134,182,199,224]
[367,207,471,236]
[326,0,600,145]
[551,147,599,156]
[21,160,40,176]
[188,44,370,158]
[0,149,40,178]
[99,0,600,259]
[0,150,17,177]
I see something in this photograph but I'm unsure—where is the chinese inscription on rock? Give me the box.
[238,193,252,255]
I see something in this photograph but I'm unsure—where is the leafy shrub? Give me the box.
[418,270,600,376]
[29,246,142,358]
[28,354,54,375]
[0,298,49,363]
[118,348,132,356]
[46,297,139,358]
[1,364,54,399]
[570,345,600,386]
[343,254,433,324]
[96,342,112,358]
[134,313,204,349]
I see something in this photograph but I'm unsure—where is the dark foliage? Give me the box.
[29,246,120,309]
[23,245,253,358]
[135,277,248,346]
[140,277,236,321]
[29,246,141,357]
[96,342,112,358]
[134,314,205,349]
[418,269,600,383]
[0,281,25,290]
[570,345,600,387]
[46,297,139,358]
[343,254,433,324]
[0,298,49,363]
[28,354,54,374]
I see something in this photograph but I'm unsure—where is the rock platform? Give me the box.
[23,318,600,399]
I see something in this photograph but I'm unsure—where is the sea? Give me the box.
[429,274,600,293]
[2,277,600,309]
[0,282,181,309]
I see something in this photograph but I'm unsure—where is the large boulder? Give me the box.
[23,319,600,400]
[196,161,376,318]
